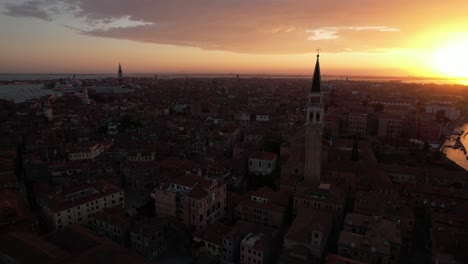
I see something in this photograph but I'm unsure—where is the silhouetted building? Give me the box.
[118,62,123,85]
[154,174,226,230]
[304,53,323,188]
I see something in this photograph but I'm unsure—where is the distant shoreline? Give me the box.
[0,73,466,85]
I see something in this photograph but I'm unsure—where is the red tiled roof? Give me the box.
[170,174,202,189]
[194,222,230,246]
[38,180,122,212]
[94,206,130,229]
[189,185,209,200]
[130,219,165,237]
[287,210,333,244]
[0,232,69,263]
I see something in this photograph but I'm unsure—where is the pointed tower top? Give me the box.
[118,62,123,78]
[311,52,321,93]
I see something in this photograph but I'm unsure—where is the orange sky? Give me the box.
[1,0,468,78]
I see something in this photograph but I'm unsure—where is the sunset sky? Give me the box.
[1,0,468,77]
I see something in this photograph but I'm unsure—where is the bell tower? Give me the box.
[304,52,324,188]
[118,62,123,85]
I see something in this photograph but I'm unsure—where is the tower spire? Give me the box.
[311,50,321,93]
[118,62,123,78]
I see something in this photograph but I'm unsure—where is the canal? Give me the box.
[441,123,468,171]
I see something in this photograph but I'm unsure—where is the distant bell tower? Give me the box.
[304,51,324,188]
[43,99,53,121]
[118,62,123,78]
[118,62,123,85]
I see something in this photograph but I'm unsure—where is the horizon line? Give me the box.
[0,72,464,80]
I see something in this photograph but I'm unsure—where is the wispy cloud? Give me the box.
[271,25,297,33]
[307,29,340,41]
[307,26,400,41]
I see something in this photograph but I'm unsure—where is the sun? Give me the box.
[433,35,468,78]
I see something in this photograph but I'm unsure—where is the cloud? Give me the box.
[2,0,153,32]
[3,1,53,21]
[307,29,340,41]
[271,25,297,33]
[307,26,399,41]
[1,0,467,54]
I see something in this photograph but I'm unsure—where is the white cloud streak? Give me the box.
[307,26,400,41]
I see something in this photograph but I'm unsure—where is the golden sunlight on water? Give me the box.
[442,124,468,171]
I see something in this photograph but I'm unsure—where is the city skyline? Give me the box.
[1,0,468,78]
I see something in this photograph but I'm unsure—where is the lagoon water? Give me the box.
[1,73,467,85]
[0,84,57,103]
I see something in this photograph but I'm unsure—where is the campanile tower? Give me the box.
[304,52,323,188]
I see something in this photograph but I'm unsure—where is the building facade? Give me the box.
[282,210,333,262]
[347,113,368,136]
[240,232,272,264]
[425,101,460,121]
[338,216,401,264]
[68,142,104,161]
[154,174,226,230]
[234,187,289,229]
[248,152,278,175]
[37,180,124,230]
[294,184,345,223]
